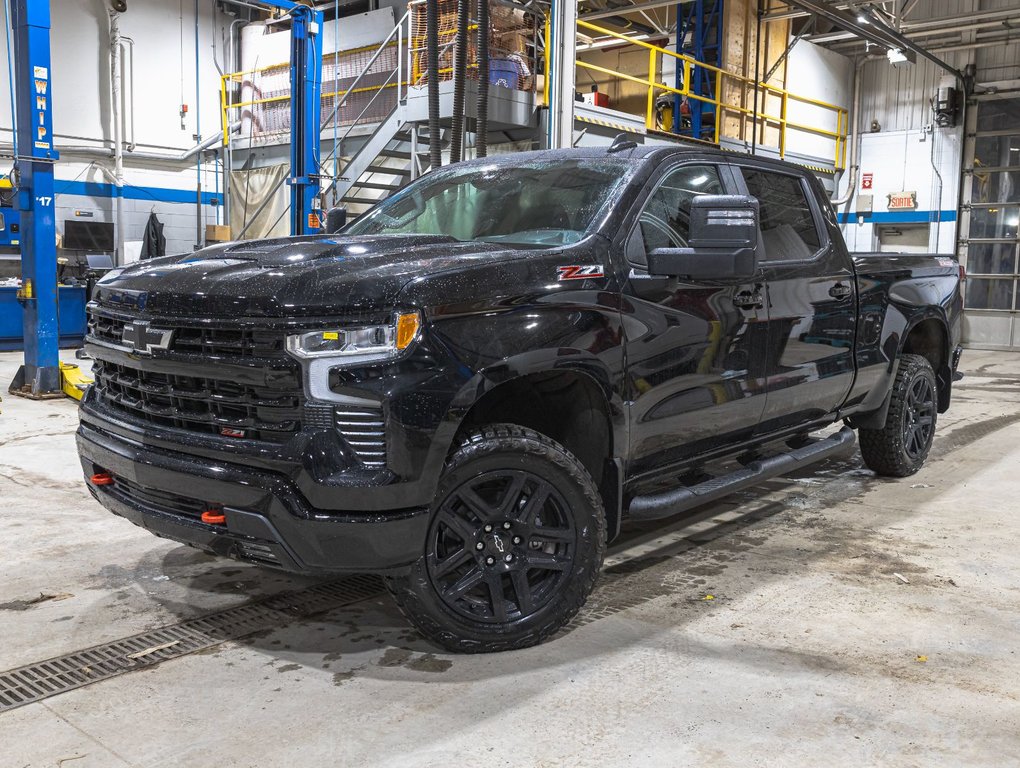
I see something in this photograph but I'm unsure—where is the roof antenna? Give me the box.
[607,133,638,153]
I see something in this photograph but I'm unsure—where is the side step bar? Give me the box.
[627,427,857,521]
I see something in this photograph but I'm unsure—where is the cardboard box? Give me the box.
[205,224,232,243]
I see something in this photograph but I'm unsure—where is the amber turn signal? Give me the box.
[395,311,421,350]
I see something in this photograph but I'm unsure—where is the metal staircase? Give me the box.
[328,112,444,216]
[318,5,537,218]
[224,4,539,231]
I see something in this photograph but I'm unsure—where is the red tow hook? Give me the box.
[90,472,115,486]
[201,509,227,525]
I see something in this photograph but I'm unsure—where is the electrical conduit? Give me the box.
[832,58,863,207]
[426,0,441,169]
[449,0,470,163]
[476,0,489,158]
[108,10,126,266]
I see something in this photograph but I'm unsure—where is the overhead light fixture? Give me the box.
[887,48,909,64]
[576,33,651,51]
[857,13,870,23]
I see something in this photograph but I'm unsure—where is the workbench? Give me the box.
[0,285,87,351]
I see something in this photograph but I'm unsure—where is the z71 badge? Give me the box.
[557,265,605,281]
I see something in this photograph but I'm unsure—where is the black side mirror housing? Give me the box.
[325,206,348,234]
[646,195,760,279]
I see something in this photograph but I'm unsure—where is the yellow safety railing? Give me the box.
[558,20,848,170]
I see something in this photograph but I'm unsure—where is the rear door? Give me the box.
[620,161,769,475]
[731,164,856,432]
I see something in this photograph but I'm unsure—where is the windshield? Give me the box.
[344,157,635,247]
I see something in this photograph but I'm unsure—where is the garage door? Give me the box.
[961,94,1020,349]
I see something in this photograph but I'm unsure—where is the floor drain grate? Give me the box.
[0,574,383,713]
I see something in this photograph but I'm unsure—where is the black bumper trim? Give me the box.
[78,424,430,574]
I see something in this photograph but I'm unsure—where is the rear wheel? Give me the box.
[859,354,937,477]
[386,424,606,653]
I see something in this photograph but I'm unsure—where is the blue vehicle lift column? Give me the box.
[287,4,323,234]
[256,1,323,235]
[8,0,61,398]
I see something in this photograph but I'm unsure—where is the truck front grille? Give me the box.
[88,311,284,359]
[87,307,387,458]
[92,359,301,442]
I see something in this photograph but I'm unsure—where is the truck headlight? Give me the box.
[285,311,421,361]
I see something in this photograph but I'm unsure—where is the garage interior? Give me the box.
[1,0,1019,765]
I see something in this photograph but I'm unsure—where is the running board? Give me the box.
[627,427,857,521]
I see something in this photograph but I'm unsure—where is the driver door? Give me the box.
[620,162,770,476]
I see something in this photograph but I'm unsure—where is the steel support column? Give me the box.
[8,0,61,398]
[547,0,578,150]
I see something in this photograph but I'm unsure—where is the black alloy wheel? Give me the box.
[859,353,939,477]
[902,374,936,461]
[385,424,606,653]
[427,469,576,624]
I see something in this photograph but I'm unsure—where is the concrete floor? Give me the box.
[1,349,1019,767]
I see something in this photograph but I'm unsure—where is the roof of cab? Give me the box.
[437,142,816,178]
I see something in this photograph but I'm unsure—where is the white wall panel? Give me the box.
[0,0,233,253]
[785,41,852,162]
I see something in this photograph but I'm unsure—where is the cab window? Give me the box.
[632,165,724,264]
[738,168,822,261]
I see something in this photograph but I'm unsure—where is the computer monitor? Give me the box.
[85,253,114,271]
[64,220,115,252]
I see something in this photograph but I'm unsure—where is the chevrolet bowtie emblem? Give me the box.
[122,321,173,355]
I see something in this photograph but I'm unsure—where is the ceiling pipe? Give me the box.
[809,8,1020,45]
[580,0,684,22]
[762,0,881,22]
[45,123,239,164]
[108,9,126,266]
[779,0,966,84]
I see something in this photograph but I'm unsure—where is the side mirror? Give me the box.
[324,206,348,234]
[646,195,760,279]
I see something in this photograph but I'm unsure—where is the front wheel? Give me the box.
[386,424,606,653]
[859,354,938,477]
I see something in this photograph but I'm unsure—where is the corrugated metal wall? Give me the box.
[974,0,1020,82]
[855,0,1020,133]
[859,51,972,133]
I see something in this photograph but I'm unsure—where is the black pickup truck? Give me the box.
[77,145,963,652]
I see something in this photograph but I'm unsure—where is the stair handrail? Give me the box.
[319,9,411,192]
[319,75,403,202]
[321,9,410,132]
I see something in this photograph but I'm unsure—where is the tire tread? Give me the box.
[385,423,606,653]
[859,354,937,477]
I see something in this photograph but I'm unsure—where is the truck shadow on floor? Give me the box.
[144,446,947,685]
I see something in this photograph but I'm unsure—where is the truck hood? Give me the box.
[92,234,522,318]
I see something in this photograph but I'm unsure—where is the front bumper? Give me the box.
[78,421,430,574]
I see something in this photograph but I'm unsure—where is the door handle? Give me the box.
[732,290,764,310]
[828,282,853,300]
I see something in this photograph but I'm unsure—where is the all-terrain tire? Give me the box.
[859,354,938,477]
[385,424,606,653]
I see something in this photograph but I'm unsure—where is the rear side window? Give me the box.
[739,168,822,261]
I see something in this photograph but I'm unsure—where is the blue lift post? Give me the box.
[256,0,323,235]
[287,4,323,235]
[8,0,61,398]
